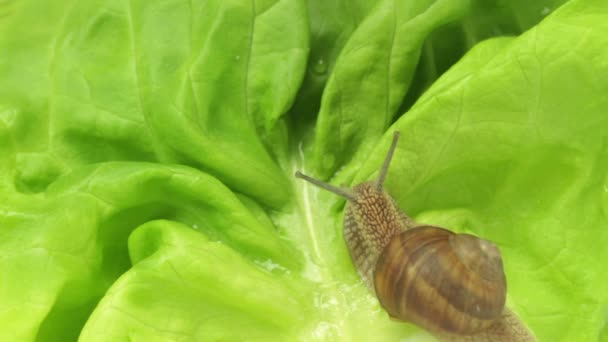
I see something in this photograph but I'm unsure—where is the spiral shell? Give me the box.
[373,225,507,335]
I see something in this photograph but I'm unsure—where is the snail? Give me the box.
[295,131,535,341]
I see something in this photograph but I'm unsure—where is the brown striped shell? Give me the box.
[373,225,507,335]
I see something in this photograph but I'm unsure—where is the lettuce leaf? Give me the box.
[1,0,606,341]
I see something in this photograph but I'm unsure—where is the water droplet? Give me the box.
[254,259,288,273]
[192,224,199,230]
[0,106,17,127]
[312,59,327,75]
[235,55,241,61]
[541,7,551,16]
[311,322,338,339]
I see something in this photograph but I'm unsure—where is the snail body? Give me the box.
[295,131,512,338]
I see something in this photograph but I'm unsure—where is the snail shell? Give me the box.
[373,225,506,335]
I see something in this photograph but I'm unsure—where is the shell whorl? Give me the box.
[373,225,507,335]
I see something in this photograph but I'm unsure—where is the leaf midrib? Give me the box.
[290,150,355,342]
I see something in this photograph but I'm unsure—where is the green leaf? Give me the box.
[311,0,470,180]
[80,220,312,341]
[1,0,607,341]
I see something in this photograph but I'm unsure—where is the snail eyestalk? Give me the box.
[295,171,357,201]
[376,131,400,191]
